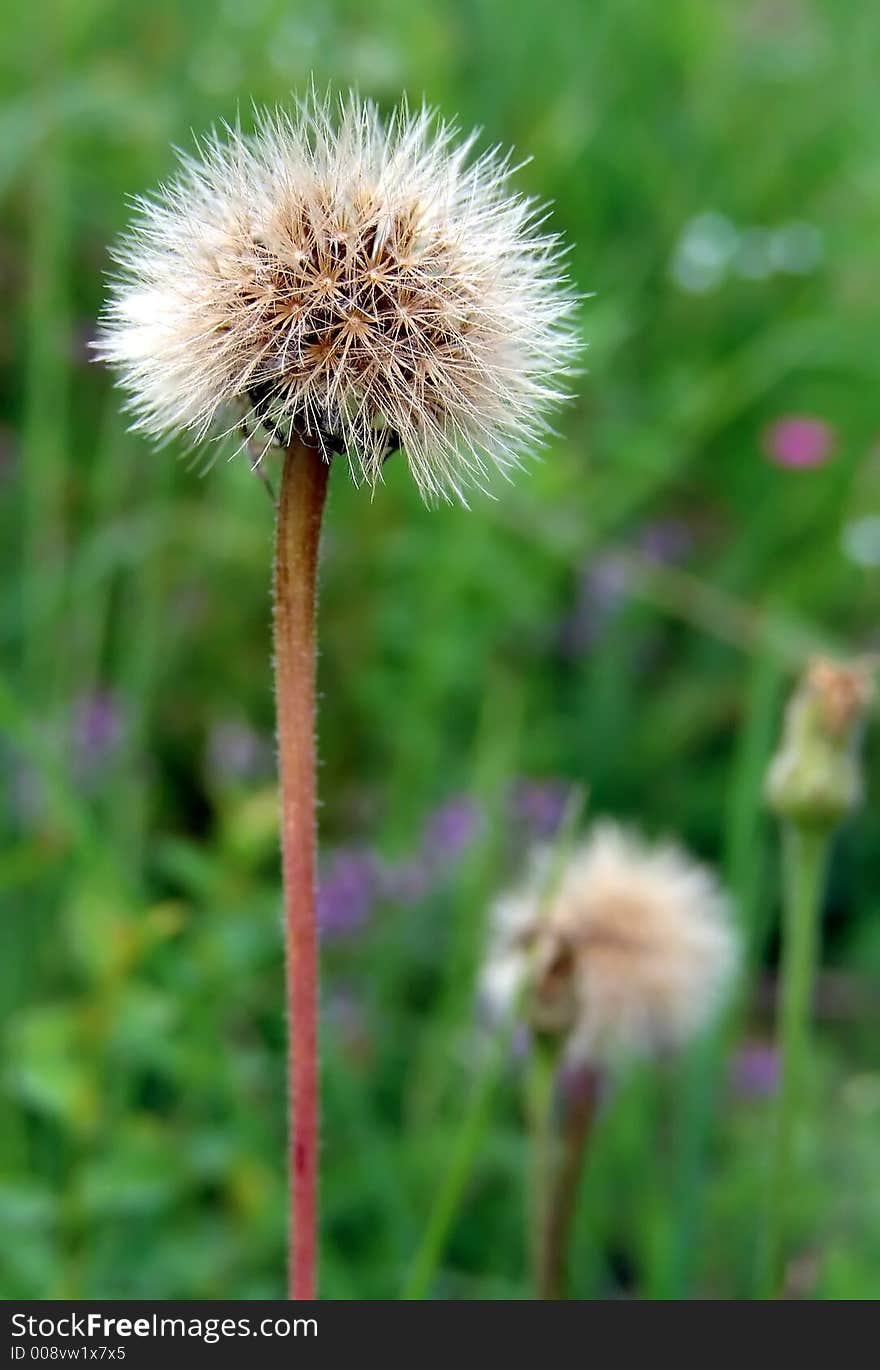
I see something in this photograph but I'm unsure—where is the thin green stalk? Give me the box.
[405,671,522,1134]
[758,822,830,1297]
[402,1023,510,1300]
[22,14,70,705]
[656,643,785,1299]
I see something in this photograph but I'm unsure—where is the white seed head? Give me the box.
[483,822,738,1065]
[96,91,579,502]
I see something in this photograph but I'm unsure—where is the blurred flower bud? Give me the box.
[765,658,874,829]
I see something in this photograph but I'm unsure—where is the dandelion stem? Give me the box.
[526,1036,563,1298]
[759,822,830,1297]
[541,1063,600,1299]
[274,434,330,1300]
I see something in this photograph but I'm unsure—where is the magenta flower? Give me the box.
[762,415,835,469]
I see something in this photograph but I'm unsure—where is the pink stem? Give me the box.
[273,435,330,1300]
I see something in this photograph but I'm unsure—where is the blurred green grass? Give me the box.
[2,0,880,1298]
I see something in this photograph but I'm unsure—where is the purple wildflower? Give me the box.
[511,779,569,840]
[559,552,631,656]
[731,1041,779,1100]
[421,795,480,866]
[71,689,125,782]
[561,517,696,657]
[319,795,481,933]
[380,795,480,904]
[317,848,378,940]
[636,518,694,563]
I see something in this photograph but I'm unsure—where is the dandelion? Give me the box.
[483,820,736,1297]
[96,91,577,504]
[97,89,578,1300]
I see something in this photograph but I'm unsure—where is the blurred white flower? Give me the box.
[768,220,823,274]
[842,515,880,568]
[670,212,739,294]
[671,212,823,293]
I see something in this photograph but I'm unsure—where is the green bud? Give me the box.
[765,658,873,830]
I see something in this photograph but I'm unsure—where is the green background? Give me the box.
[2,0,879,1298]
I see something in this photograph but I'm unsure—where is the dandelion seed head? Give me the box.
[482,822,737,1065]
[97,91,579,502]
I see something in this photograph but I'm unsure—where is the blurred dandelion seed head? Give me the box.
[96,90,579,503]
[482,822,737,1064]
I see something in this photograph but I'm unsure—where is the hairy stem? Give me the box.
[274,435,330,1300]
[759,822,830,1298]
